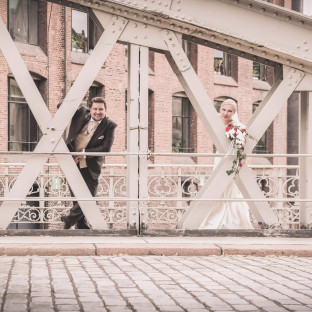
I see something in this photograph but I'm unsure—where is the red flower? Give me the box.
[239,163,243,167]
[241,146,244,151]
[233,133,237,137]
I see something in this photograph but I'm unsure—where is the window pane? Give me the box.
[172,97,182,116]
[253,62,260,79]
[252,103,268,154]
[88,16,101,51]
[182,117,190,151]
[8,78,40,151]
[9,78,27,102]
[182,98,190,117]
[9,103,29,149]
[172,116,182,152]
[9,0,28,43]
[72,10,88,53]
[29,0,38,45]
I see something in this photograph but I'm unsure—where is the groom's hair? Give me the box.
[91,97,107,110]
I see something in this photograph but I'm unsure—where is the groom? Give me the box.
[60,96,117,229]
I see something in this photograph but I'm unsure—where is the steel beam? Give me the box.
[126,44,140,230]
[48,0,312,73]
[299,91,312,225]
[138,46,149,228]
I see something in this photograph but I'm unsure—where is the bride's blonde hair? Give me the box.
[220,99,237,112]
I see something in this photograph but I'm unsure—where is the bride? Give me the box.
[199,99,253,229]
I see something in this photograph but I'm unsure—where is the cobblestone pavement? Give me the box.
[0,256,312,312]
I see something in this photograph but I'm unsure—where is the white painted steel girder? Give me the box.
[48,0,312,74]
[0,13,128,229]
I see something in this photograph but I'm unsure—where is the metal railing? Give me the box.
[0,150,307,229]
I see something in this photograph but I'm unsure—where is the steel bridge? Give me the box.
[0,0,312,232]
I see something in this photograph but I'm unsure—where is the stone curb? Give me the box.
[220,244,312,257]
[1,243,312,257]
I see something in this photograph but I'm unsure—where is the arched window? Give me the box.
[172,93,194,153]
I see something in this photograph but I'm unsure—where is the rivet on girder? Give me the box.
[216,44,220,48]
[134,13,138,18]
[150,18,154,22]
[143,24,147,28]
[240,52,245,56]
[198,31,202,36]
[286,60,291,64]
[236,43,241,47]
[303,41,308,44]
[265,60,268,65]
[253,56,257,61]
[274,12,278,16]
[185,28,190,33]
[248,4,252,8]
[211,35,215,39]
[224,39,228,43]
[133,23,137,28]
[249,47,253,52]
[300,21,304,25]
[143,16,148,21]
[156,20,161,24]
[261,8,265,12]
[262,51,266,56]
[296,45,300,49]
[177,0,181,3]
[287,16,291,21]
[274,55,279,60]
[170,24,175,28]
[228,48,232,53]
[299,64,304,69]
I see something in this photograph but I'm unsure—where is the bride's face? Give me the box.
[220,104,235,124]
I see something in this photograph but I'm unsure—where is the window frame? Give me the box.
[71,9,101,53]
[252,102,269,154]
[214,50,231,76]
[8,0,39,45]
[8,77,41,151]
[172,95,193,153]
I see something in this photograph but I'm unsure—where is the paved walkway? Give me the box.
[0,236,312,256]
[0,255,312,312]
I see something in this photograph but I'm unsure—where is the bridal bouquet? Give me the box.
[225,122,249,176]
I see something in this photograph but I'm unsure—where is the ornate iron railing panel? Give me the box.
[0,163,301,229]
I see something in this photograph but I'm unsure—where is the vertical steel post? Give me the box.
[127,44,140,230]
[138,46,149,229]
[299,92,312,226]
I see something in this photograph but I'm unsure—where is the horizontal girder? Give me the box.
[46,0,312,73]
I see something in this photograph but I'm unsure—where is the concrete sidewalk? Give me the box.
[1,235,312,256]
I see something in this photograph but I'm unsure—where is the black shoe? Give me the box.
[61,216,71,229]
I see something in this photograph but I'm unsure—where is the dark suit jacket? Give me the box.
[66,106,117,180]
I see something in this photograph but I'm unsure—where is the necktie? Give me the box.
[87,120,98,134]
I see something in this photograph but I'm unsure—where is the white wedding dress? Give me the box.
[199,114,253,229]
[199,178,254,229]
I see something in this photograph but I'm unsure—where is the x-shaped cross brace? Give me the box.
[160,30,305,229]
[0,14,128,229]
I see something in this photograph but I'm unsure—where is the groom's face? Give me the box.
[90,102,106,121]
